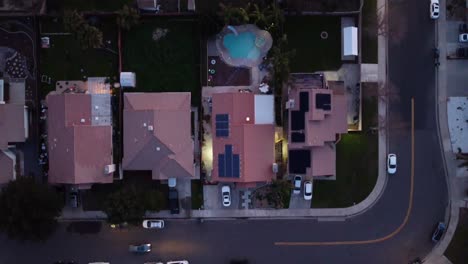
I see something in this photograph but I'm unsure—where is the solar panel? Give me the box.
[233,154,240,178]
[225,145,232,177]
[218,154,225,177]
[215,114,230,138]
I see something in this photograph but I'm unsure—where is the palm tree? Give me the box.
[64,10,103,49]
[248,4,268,29]
[265,3,284,36]
[219,3,249,25]
[116,5,140,31]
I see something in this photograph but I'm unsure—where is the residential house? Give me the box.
[46,78,114,189]
[122,92,195,183]
[211,92,276,188]
[287,73,348,178]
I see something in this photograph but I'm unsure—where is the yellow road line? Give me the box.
[275,98,415,246]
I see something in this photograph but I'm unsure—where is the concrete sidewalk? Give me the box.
[424,0,468,263]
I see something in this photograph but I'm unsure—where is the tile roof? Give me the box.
[288,73,348,177]
[122,93,195,180]
[211,92,275,184]
[46,93,113,185]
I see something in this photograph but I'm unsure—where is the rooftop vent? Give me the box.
[148,125,154,131]
[80,118,85,123]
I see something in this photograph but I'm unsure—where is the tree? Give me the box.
[0,177,63,241]
[218,3,250,25]
[63,10,103,49]
[104,186,145,224]
[248,4,268,29]
[265,179,292,208]
[269,34,296,97]
[116,5,140,31]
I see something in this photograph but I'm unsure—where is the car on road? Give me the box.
[221,185,231,207]
[387,153,397,174]
[167,261,189,264]
[303,181,313,200]
[459,33,468,42]
[430,0,439,19]
[432,222,446,242]
[129,243,151,253]
[142,219,165,229]
[168,189,180,214]
[293,176,302,194]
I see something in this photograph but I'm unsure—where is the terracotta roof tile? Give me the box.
[122,93,194,180]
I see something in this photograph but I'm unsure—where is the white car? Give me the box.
[167,261,189,264]
[221,185,231,207]
[430,0,439,19]
[459,33,468,42]
[142,219,165,229]
[293,176,302,194]
[387,153,397,174]
[303,181,313,200]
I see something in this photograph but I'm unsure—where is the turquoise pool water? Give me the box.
[223,32,261,60]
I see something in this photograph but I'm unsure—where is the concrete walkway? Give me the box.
[424,0,468,263]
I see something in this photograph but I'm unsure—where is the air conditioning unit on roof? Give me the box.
[104,164,116,174]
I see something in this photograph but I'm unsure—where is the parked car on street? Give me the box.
[128,243,151,253]
[142,219,165,229]
[459,33,468,42]
[221,185,231,207]
[387,154,397,174]
[167,261,189,264]
[303,181,313,200]
[293,176,302,194]
[432,222,446,242]
[429,0,440,19]
[169,189,180,214]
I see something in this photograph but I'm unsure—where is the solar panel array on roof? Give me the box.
[216,114,229,137]
[316,93,331,110]
[290,91,309,131]
[218,145,240,178]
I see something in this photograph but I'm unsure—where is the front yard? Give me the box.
[312,96,378,208]
[284,15,342,72]
[81,171,169,211]
[122,18,201,105]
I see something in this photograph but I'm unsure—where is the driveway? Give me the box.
[203,184,240,210]
[289,191,311,209]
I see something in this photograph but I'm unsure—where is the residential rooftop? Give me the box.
[211,92,275,187]
[122,92,195,180]
[287,73,348,177]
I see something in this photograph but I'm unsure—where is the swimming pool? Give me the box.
[223,31,260,60]
[216,24,272,68]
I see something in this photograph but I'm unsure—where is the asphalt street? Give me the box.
[0,0,448,263]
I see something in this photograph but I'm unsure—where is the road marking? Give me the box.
[275,98,415,246]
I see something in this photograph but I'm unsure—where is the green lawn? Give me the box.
[39,17,118,99]
[312,97,378,208]
[362,0,378,63]
[445,208,468,264]
[122,18,201,105]
[81,171,169,211]
[191,180,204,209]
[284,16,342,72]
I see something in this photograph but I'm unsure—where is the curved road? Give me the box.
[0,0,448,263]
